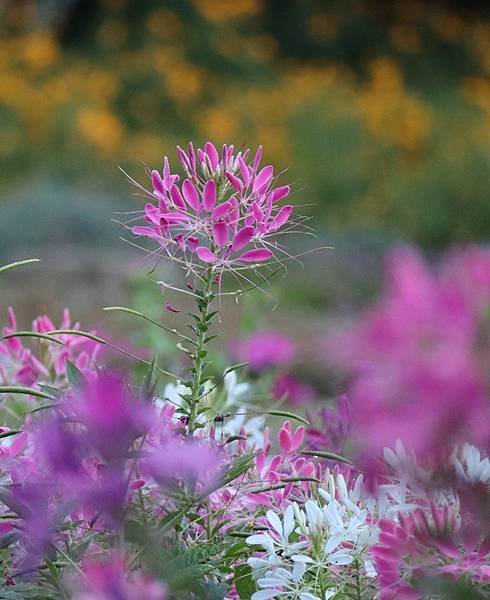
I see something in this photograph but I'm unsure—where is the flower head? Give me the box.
[128,142,297,278]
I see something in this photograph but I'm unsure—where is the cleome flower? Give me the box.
[246,472,378,599]
[128,142,298,278]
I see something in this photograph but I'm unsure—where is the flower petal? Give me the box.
[268,205,293,232]
[232,226,254,252]
[238,249,273,262]
[182,179,201,212]
[205,142,219,170]
[253,165,274,193]
[196,246,219,263]
[212,221,228,248]
[202,180,217,211]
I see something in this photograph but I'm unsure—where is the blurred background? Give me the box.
[1,0,489,385]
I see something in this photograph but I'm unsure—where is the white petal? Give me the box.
[266,510,283,536]
[283,505,295,538]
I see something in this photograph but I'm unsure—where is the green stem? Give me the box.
[187,268,215,434]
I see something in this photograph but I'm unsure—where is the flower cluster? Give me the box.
[130,142,295,277]
[0,307,100,390]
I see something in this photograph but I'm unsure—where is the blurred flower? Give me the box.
[73,553,166,600]
[232,329,296,372]
[272,373,315,406]
[331,247,490,472]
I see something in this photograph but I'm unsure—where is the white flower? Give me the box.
[221,411,264,448]
[246,506,306,559]
[223,370,249,408]
[162,381,188,408]
[451,443,490,486]
[252,562,311,600]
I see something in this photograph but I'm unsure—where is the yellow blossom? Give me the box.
[76,107,124,155]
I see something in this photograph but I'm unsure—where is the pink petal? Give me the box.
[182,179,201,212]
[270,185,290,203]
[170,185,186,210]
[205,142,219,170]
[213,221,228,248]
[238,156,251,187]
[226,171,243,193]
[238,248,273,262]
[278,422,292,452]
[252,165,273,193]
[202,180,217,211]
[268,205,293,232]
[165,303,180,313]
[253,145,263,171]
[232,226,254,252]
[151,170,165,194]
[187,236,199,251]
[196,246,219,263]
[290,426,305,452]
[211,201,233,220]
[132,226,160,238]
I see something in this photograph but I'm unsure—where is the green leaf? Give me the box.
[264,410,309,426]
[234,563,256,599]
[299,450,352,464]
[1,331,64,345]
[140,355,158,401]
[223,362,248,377]
[0,259,40,275]
[0,386,54,400]
[65,360,86,390]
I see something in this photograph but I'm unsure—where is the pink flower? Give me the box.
[128,142,296,275]
[373,506,490,599]
[0,308,100,393]
[272,373,315,406]
[278,420,304,453]
[232,329,296,371]
[331,247,490,469]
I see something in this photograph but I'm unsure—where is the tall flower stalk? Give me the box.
[127,141,299,434]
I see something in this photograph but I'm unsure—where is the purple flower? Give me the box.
[73,553,166,600]
[145,439,219,489]
[74,374,153,463]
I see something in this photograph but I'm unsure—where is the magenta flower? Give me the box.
[330,247,490,470]
[373,507,490,599]
[128,142,296,276]
[232,329,296,372]
[272,373,315,406]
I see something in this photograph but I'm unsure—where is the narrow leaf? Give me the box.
[265,410,309,425]
[0,386,53,400]
[0,259,40,275]
[299,450,352,464]
[1,331,64,345]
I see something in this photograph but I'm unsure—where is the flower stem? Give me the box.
[187,268,215,434]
